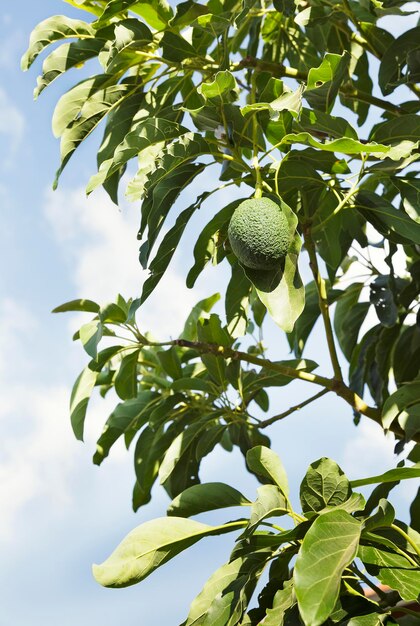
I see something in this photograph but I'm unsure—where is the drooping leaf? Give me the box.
[94,391,156,464]
[246,446,289,496]
[93,517,244,588]
[168,482,251,518]
[186,199,243,288]
[294,510,362,626]
[70,366,98,440]
[79,320,103,359]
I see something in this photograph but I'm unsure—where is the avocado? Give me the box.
[228,197,290,270]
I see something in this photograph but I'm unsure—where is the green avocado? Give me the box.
[228,197,290,270]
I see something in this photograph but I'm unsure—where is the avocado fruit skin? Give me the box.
[228,197,290,270]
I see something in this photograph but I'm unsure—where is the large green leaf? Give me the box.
[181,293,221,342]
[93,517,244,588]
[21,15,95,70]
[294,510,362,626]
[168,482,251,517]
[263,582,295,626]
[279,132,407,160]
[246,446,289,496]
[300,458,352,514]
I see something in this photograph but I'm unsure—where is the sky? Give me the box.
[0,2,419,625]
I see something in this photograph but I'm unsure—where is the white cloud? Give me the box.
[343,420,396,481]
[44,186,205,337]
[0,88,25,164]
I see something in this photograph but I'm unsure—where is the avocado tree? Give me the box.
[22,1,420,624]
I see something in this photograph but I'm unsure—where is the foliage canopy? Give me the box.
[23,0,420,624]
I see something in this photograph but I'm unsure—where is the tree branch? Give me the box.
[303,228,344,382]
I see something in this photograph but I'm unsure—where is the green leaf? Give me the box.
[52,298,100,313]
[93,517,244,588]
[370,114,420,146]
[114,349,139,400]
[334,285,370,360]
[187,199,243,288]
[34,39,104,98]
[185,553,268,626]
[181,293,221,342]
[246,485,288,535]
[161,31,198,62]
[156,347,182,380]
[382,381,420,430]
[294,510,362,626]
[225,264,251,339]
[53,76,137,184]
[96,0,173,30]
[356,190,420,245]
[94,391,156,464]
[350,464,420,488]
[363,499,395,532]
[358,544,420,601]
[21,15,95,70]
[70,366,98,441]
[379,27,420,95]
[242,84,304,118]
[133,422,181,509]
[158,419,212,486]
[139,161,207,266]
[168,482,251,517]
[198,70,238,104]
[300,458,352,514]
[79,320,103,359]
[279,131,410,159]
[305,52,350,113]
[246,446,289,496]
[87,118,188,194]
[103,18,152,73]
[263,582,295,626]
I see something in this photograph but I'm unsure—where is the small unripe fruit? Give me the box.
[228,198,290,270]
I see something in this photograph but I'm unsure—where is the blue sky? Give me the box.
[1,2,419,625]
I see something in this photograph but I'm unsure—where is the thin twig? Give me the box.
[259,389,330,428]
